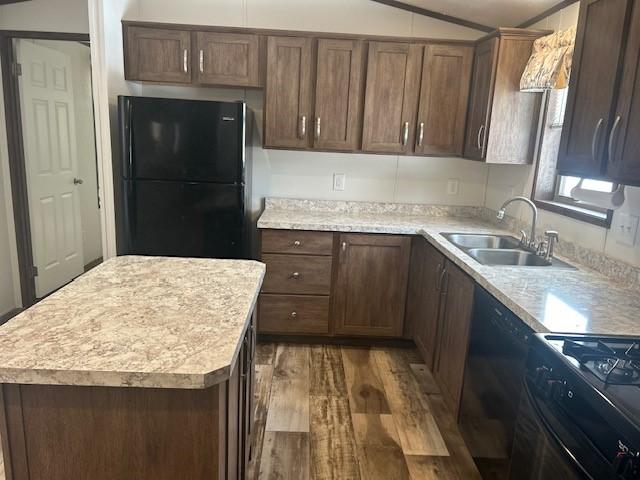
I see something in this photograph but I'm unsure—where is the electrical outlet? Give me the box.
[614,213,639,246]
[333,173,346,191]
[447,179,459,196]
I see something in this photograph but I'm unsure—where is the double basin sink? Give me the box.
[442,233,575,269]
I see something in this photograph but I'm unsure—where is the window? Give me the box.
[532,89,614,227]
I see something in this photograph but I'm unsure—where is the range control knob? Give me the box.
[548,380,566,400]
[534,366,551,388]
[614,442,640,479]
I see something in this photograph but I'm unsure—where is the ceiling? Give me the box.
[397,0,561,28]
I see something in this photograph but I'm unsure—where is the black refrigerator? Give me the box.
[117,96,250,259]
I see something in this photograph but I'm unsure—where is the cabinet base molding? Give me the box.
[257,334,415,348]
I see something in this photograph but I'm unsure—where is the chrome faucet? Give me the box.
[497,196,538,249]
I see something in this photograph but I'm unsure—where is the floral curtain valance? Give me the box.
[520,26,577,92]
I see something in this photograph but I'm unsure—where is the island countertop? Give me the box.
[0,256,265,389]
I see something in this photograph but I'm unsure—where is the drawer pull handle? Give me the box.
[291,272,300,279]
[293,240,301,247]
[291,311,298,318]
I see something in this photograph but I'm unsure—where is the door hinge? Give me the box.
[32,266,38,277]
[13,63,22,77]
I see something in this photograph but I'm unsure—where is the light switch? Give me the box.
[333,173,346,191]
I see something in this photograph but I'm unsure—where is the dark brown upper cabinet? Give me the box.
[264,36,313,149]
[608,2,640,185]
[558,0,640,185]
[333,234,410,338]
[361,42,422,154]
[415,44,473,156]
[124,26,192,83]
[464,38,498,160]
[194,32,261,87]
[313,39,365,151]
[464,29,547,164]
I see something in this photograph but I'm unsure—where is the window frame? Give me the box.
[531,91,614,229]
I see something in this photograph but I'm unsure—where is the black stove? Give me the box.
[508,334,640,480]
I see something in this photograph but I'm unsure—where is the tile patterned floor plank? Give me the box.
[409,362,482,479]
[351,414,411,479]
[258,432,310,480]
[265,344,310,433]
[247,364,274,480]
[310,395,360,480]
[255,343,277,365]
[310,345,348,397]
[373,349,449,456]
[341,347,391,414]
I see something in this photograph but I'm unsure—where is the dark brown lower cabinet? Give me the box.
[0,316,256,480]
[333,233,411,337]
[433,260,475,419]
[406,238,475,419]
[405,237,446,370]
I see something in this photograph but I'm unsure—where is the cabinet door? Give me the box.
[558,0,633,177]
[361,42,422,153]
[313,39,364,151]
[434,261,474,419]
[334,234,411,337]
[124,26,192,83]
[195,32,260,87]
[463,37,498,160]
[607,3,640,185]
[415,44,473,155]
[406,238,446,370]
[264,36,313,149]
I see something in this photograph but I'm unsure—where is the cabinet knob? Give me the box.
[293,240,301,247]
[290,311,298,318]
[291,272,300,279]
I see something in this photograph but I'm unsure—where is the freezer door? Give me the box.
[124,180,246,258]
[120,96,244,183]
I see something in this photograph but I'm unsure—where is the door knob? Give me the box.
[73,178,84,185]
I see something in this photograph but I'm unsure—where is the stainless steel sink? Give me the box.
[441,233,576,269]
[442,233,522,250]
[465,248,575,269]
[467,248,550,266]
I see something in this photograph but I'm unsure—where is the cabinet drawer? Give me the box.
[258,294,329,334]
[262,254,332,295]
[262,230,334,255]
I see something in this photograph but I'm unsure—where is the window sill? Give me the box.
[533,199,613,228]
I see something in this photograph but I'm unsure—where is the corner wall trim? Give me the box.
[370,0,494,33]
[517,0,579,28]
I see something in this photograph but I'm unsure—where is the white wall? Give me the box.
[0,0,89,33]
[0,0,90,315]
[484,1,640,268]
[103,0,486,225]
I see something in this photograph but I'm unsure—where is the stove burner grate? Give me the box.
[562,339,640,386]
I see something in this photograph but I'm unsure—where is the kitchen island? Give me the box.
[0,256,265,480]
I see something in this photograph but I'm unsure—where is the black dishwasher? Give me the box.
[458,287,533,480]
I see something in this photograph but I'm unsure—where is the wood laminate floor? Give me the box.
[249,343,482,480]
[0,344,479,480]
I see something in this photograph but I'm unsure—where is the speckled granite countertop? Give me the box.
[258,201,640,337]
[0,256,265,389]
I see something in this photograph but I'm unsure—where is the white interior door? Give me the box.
[17,39,84,298]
